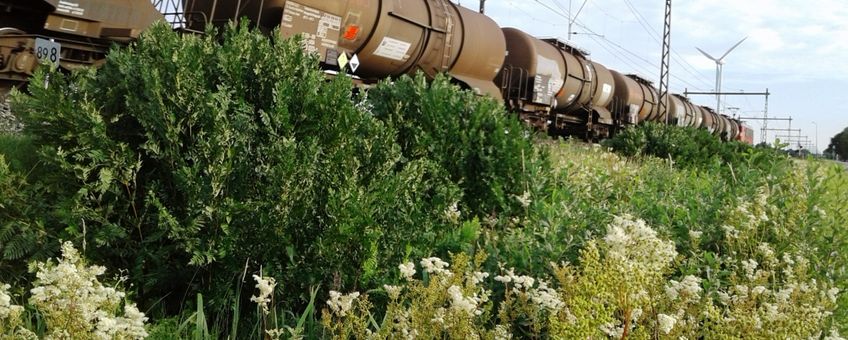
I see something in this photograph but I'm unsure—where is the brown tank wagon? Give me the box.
[180,0,508,99]
[658,93,697,127]
[0,0,162,91]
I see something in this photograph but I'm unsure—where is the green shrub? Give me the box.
[604,122,783,172]
[10,22,468,316]
[367,73,548,219]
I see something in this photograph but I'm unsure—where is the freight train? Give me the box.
[0,0,162,92]
[0,0,755,144]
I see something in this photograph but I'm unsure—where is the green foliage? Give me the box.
[826,126,848,160]
[367,74,547,218]
[604,122,778,171]
[10,22,459,314]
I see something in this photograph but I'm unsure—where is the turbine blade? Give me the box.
[696,47,718,62]
[719,37,748,61]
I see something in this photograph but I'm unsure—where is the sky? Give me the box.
[468,0,848,151]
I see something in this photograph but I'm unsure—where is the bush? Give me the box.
[603,122,781,172]
[367,74,547,218]
[11,22,465,315]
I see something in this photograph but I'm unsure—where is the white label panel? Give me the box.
[35,38,61,68]
[373,37,412,61]
[57,1,85,16]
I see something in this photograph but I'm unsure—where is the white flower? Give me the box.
[658,313,677,334]
[665,275,702,303]
[0,283,24,319]
[752,286,768,296]
[828,287,840,303]
[722,225,739,239]
[514,191,532,208]
[718,291,731,305]
[813,206,827,218]
[327,291,360,317]
[444,202,461,223]
[384,285,402,300]
[757,243,775,261]
[630,307,643,322]
[472,271,490,285]
[420,257,450,275]
[493,325,513,340]
[603,215,677,275]
[741,259,759,280]
[775,287,794,305]
[599,322,624,338]
[529,280,563,312]
[250,274,277,315]
[825,329,846,340]
[447,285,479,316]
[399,262,416,280]
[688,230,703,240]
[25,241,147,339]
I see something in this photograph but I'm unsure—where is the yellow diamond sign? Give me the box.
[337,52,349,70]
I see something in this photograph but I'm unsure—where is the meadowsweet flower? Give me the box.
[775,287,794,305]
[399,262,416,280]
[384,285,402,300]
[718,291,731,305]
[631,307,643,322]
[514,191,532,208]
[444,202,461,223]
[752,285,768,296]
[493,325,513,340]
[666,275,702,303]
[741,259,759,280]
[26,241,148,339]
[420,257,450,275]
[472,271,490,285]
[827,287,840,303]
[447,285,479,316]
[825,329,846,340]
[251,274,276,315]
[327,291,360,317]
[757,243,776,262]
[600,322,624,338]
[431,307,446,325]
[0,283,23,319]
[529,280,563,312]
[813,206,827,218]
[722,225,740,239]
[688,230,703,240]
[658,313,677,334]
[603,215,677,274]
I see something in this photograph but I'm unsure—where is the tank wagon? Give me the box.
[0,0,162,93]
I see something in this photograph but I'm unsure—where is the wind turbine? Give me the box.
[696,37,747,114]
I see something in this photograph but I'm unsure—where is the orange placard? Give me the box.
[343,25,360,40]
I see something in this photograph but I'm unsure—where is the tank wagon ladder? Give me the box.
[435,0,455,73]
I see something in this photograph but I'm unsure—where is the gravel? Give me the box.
[0,92,23,133]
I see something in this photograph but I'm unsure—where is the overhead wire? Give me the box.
[618,0,714,88]
[570,19,707,92]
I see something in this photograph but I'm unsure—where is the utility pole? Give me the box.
[685,88,769,143]
[658,0,672,124]
[479,0,486,13]
[812,121,819,156]
[567,0,589,42]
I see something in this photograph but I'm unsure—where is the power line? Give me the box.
[573,20,706,91]
[619,0,713,88]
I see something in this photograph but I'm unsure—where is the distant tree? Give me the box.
[825,127,848,160]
